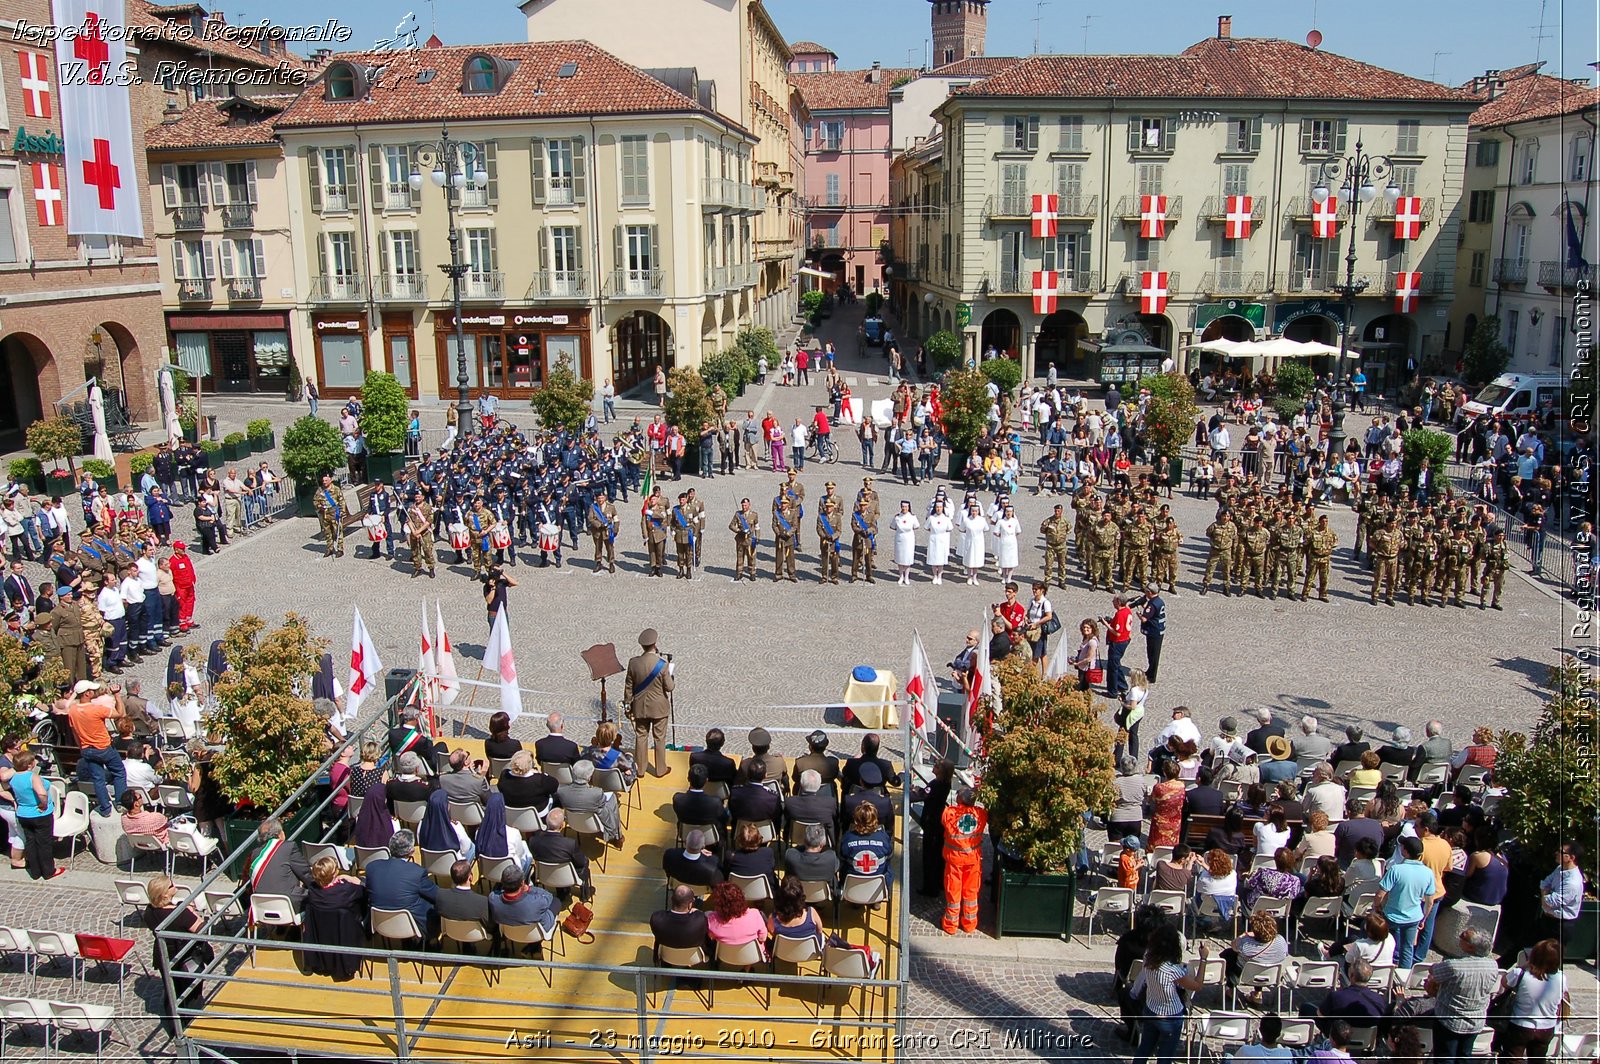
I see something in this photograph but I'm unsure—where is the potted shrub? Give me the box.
[981,356,1023,399]
[199,439,225,469]
[26,416,82,498]
[1271,362,1314,423]
[220,432,249,462]
[977,657,1116,939]
[528,354,594,433]
[1137,372,1201,486]
[7,457,44,494]
[81,458,118,494]
[938,367,993,478]
[246,418,275,453]
[732,327,776,393]
[663,367,716,476]
[179,402,199,444]
[209,614,331,860]
[357,371,408,484]
[924,330,963,372]
[281,415,346,517]
[1401,428,1452,493]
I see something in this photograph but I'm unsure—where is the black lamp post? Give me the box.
[410,125,488,448]
[1311,138,1398,458]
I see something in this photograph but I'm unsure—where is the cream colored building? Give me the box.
[891,17,1479,396]
[519,0,806,336]
[272,41,759,400]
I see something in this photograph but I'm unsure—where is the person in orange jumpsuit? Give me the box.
[941,787,987,934]
[169,541,197,631]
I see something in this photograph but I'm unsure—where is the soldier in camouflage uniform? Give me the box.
[1152,516,1181,594]
[1368,517,1401,605]
[1039,504,1071,589]
[1406,523,1439,605]
[1268,512,1303,600]
[1201,511,1237,596]
[1088,510,1119,592]
[1072,490,1096,570]
[1301,514,1337,602]
[1466,511,1490,596]
[1241,514,1271,597]
[1122,512,1152,593]
[1442,525,1473,607]
[1352,496,1371,563]
[1480,528,1511,609]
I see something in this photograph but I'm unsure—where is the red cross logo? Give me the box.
[82,138,121,210]
[74,12,110,85]
[851,850,880,875]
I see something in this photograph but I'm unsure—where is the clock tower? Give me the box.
[930,0,988,69]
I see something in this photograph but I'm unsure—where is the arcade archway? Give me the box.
[980,308,1021,357]
[611,311,673,393]
[1035,309,1090,379]
[0,332,51,449]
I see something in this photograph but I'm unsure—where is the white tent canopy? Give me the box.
[1187,336,1344,368]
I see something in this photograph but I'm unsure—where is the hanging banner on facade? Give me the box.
[51,0,144,238]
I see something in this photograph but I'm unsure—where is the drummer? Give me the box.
[536,490,564,569]
[363,480,397,562]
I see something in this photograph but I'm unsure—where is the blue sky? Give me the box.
[241,0,1597,87]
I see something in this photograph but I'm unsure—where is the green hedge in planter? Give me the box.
[222,433,249,462]
[7,458,43,492]
[81,458,115,480]
[200,440,226,468]
[129,452,154,478]
[246,418,275,452]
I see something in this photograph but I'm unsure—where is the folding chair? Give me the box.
[1276,1017,1317,1050]
[1247,895,1294,942]
[592,767,639,826]
[1378,762,1409,784]
[1289,959,1340,1005]
[1229,960,1286,1012]
[538,761,575,785]
[53,791,91,861]
[168,825,220,877]
[1346,1025,1379,1054]
[1193,893,1238,939]
[1191,955,1227,1007]
[1355,964,1395,996]
[1088,886,1136,941]
[728,873,775,907]
[564,809,611,872]
[1191,1011,1254,1062]
[1455,764,1491,792]
[72,935,139,1000]
[156,783,193,814]
[1413,761,1450,787]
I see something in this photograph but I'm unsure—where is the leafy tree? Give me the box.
[1137,372,1201,458]
[1496,658,1599,885]
[358,372,409,453]
[733,326,779,376]
[663,367,717,440]
[210,614,330,810]
[280,415,345,484]
[938,367,994,453]
[925,329,963,370]
[1274,362,1315,402]
[26,416,82,473]
[0,629,67,729]
[1462,317,1511,387]
[800,290,825,315]
[864,291,883,316]
[976,657,1116,873]
[698,350,750,397]
[1400,427,1452,487]
[285,358,302,402]
[981,356,1023,397]
[527,355,594,434]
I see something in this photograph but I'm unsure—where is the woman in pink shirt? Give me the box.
[705,882,768,963]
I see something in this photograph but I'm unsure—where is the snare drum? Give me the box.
[448,523,470,550]
[538,523,561,552]
[367,524,388,543]
[490,526,512,550]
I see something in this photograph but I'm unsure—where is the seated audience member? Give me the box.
[533,712,581,766]
[704,881,768,962]
[385,752,435,805]
[793,729,841,798]
[838,802,894,884]
[1270,780,1304,823]
[768,875,826,953]
[1152,844,1199,893]
[842,762,895,836]
[1296,811,1337,861]
[555,760,623,846]
[651,884,710,954]
[725,821,778,893]
[1185,766,1226,818]
[474,793,531,876]
[435,859,492,926]
[736,727,789,792]
[784,823,841,888]
[120,789,171,845]
[1436,785,1483,831]
[438,748,490,806]
[1408,720,1453,780]
[1449,726,1498,783]
[252,816,316,901]
[1253,805,1292,860]
[123,741,163,794]
[1315,959,1389,1035]
[1234,782,1271,820]
[842,733,900,791]
[1303,766,1347,823]
[528,808,593,902]
[1330,725,1371,768]
[1241,847,1305,909]
[1328,911,1395,973]
[389,708,441,773]
[301,856,366,981]
[1375,726,1415,769]
[1206,809,1254,862]
[482,710,523,761]
[488,866,558,954]
[417,789,475,861]
[1194,848,1237,932]
[364,830,438,937]
[672,763,730,835]
[1303,856,1346,902]
[728,756,783,827]
[688,728,737,784]
[583,721,638,786]
[1345,751,1383,788]
[1228,1012,1293,1062]
[1293,716,1334,772]
[1334,802,1385,866]
[664,828,725,889]
[784,769,838,841]
[1223,911,1289,1002]
[497,751,558,815]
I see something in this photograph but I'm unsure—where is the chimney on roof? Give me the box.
[311,47,332,64]
[868,61,882,83]
[1217,14,1232,39]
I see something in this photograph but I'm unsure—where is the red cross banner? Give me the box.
[31,163,62,226]
[1393,196,1423,240]
[1392,271,1422,313]
[52,0,144,238]
[1139,271,1169,314]
[18,51,51,118]
[1031,193,1058,238]
[1032,270,1058,315]
[1312,195,1339,239]
[1139,194,1167,238]
[1224,195,1253,239]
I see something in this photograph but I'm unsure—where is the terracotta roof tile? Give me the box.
[789,41,835,56]
[126,0,318,71]
[953,37,1475,103]
[793,67,921,111]
[1468,65,1600,128]
[145,94,293,151]
[928,56,1022,78]
[273,40,748,133]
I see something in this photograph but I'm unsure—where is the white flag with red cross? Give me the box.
[1224,195,1253,239]
[483,604,522,720]
[31,163,62,226]
[1392,271,1422,313]
[434,600,460,706]
[1140,271,1170,314]
[1312,195,1339,239]
[1032,270,1058,315]
[1139,194,1167,238]
[19,51,51,118]
[1031,193,1058,238]
[347,607,384,719]
[52,0,144,238]
[1393,196,1423,240]
[906,631,939,741]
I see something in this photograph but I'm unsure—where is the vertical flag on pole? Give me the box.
[419,601,437,735]
[906,632,939,743]
[964,610,991,744]
[482,604,522,720]
[434,600,460,706]
[347,607,383,720]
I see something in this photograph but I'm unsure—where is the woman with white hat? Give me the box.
[890,501,920,586]
[924,499,953,585]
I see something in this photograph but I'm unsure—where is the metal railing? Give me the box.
[1200,196,1266,223]
[704,264,729,293]
[1200,270,1265,296]
[1369,196,1436,223]
[1276,269,1377,294]
[1056,268,1100,293]
[1117,270,1180,295]
[1112,194,1183,221]
[173,205,205,231]
[985,194,1030,220]
[311,274,364,302]
[525,270,587,300]
[376,273,429,302]
[461,271,505,301]
[607,268,665,297]
[220,203,254,229]
[1283,196,1351,221]
[176,278,212,302]
[1538,261,1595,290]
[225,277,260,301]
[1493,258,1529,285]
[1376,270,1448,296]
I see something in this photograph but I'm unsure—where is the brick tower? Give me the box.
[930,0,988,68]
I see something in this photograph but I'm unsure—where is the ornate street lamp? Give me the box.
[409,125,489,447]
[1310,139,1400,457]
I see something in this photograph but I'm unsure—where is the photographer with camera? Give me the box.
[623,628,675,778]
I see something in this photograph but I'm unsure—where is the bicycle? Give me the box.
[808,428,840,464]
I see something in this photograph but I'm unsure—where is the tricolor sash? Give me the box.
[394,726,423,756]
[249,836,285,891]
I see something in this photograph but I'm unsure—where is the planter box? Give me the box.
[222,804,322,878]
[293,480,321,518]
[11,474,45,494]
[181,425,198,444]
[248,432,275,453]
[94,476,120,495]
[365,451,405,484]
[996,869,1077,940]
[222,440,249,462]
[203,449,227,469]
[45,476,76,499]
[946,449,970,481]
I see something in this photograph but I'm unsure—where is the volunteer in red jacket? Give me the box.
[1103,595,1135,699]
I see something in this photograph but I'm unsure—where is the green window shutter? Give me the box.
[306,150,321,212]
[245,161,258,204]
[1027,115,1039,152]
[208,163,225,205]
[572,137,587,203]
[485,141,498,205]
[377,232,389,278]
[161,165,177,209]
[572,226,583,272]
[1127,117,1141,153]
[316,232,326,276]
[341,147,357,203]
[1163,119,1177,153]
[171,241,184,279]
[368,144,384,210]
[648,224,659,271]
[489,229,499,274]
[407,147,422,208]
[1249,117,1262,153]
[613,224,624,273]
[218,239,235,279]
[1334,120,1348,155]
[1298,119,1313,155]
[537,225,548,272]
[201,240,215,278]
[252,238,266,278]
[530,138,546,205]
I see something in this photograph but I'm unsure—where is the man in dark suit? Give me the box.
[1329,725,1371,768]
[651,885,710,951]
[1184,766,1227,819]
[734,727,789,793]
[1374,726,1415,768]
[385,751,435,805]
[388,708,440,774]
[439,749,490,806]
[672,764,729,835]
[1243,708,1287,756]
[842,733,900,791]
[533,712,581,766]
[842,761,894,836]
[527,808,593,901]
[688,728,737,785]
[250,818,315,902]
[793,730,840,799]
[3,561,35,619]
[435,860,492,926]
[662,829,724,888]
[785,768,838,842]
[364,830,438,937]
[728,756,782,827]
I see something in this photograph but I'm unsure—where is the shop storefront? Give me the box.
[311,312,370,399]
[167,311,294,394]
[431,309,592,398]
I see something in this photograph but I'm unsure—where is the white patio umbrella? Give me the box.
[88,381,114,462]
[158,366,182,444]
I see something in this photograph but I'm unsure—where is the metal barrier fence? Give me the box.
[157,676,915,1064]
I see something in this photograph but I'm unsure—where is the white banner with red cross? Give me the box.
[51,0,144,238]
[1312,195,1339,239]
[1139,271,1169,314]
[1393,196,1423,240]
[1224,195,1253,239]
[1392,271,1422,313]
[1139,194,1167,238]
[1031,193,1058,238]
[1032,270,1058,314]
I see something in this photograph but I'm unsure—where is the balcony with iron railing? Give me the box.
[1116,271,1181,296]
[220,203,255,229]
[986,193,1100,223]
[176,278,212,302]
[607,269,665,297]
[1376,270,1448,297]
[1055,268,1101,294]
[173,206,205,232]
[377,273,429,302]
[1538,260,1596,291]
[226,276,261,301]
[1284,196,1351,222]
[1274,270,1379,295]
[525,270,588,301]
[311,273,364,303]
[1199,197,1265,225]
[1492,258,1529,285]
[1113,195,1183,222]
[1368,197,1436,225]
[461,271,505,301]
[1200,271,1265,297]
[733,262,759,288]
[705,265,730,293]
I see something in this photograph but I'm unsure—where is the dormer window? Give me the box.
[461,53,515,95]
[325,63,358,100]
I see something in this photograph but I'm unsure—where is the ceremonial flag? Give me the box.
[1044,633,1076,681]
[347,607,383,719]
[1565,200,1589,270]
[483,604,522,720]
[1393,196,1423,240]
[1032,270,1058,315]
[1312,195,1339,239]
[1392,271,1422,313]
[640,463,654,515]
[1139,271,1170,314]
[419,600,437,731]
[965,608,1001,742]
[52,0,144,237]
[1223,195,1253,239]
[1139,194,1167,239]
[434,600,460,706]
[906,632,939,740]
[1031,193,1058,238]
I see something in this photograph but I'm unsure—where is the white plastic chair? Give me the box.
[0,996,51,1048]
[1346,1025,1380,1054]
[439,917,492,958]
[1413,761,1450,787]
[124,832,172,875]
[501,920,560,980]
[1247,895,1293,941]
[837,874,890,935]
[392,799,428,829]
[112,881,148,929]
[1277,1017,1317,1049]
[300,841,344,867]
[24,930,78,987]
[728,873,774,906]
[0,927,34,977]
[246,893,301,964]
[772,931,822,973]
[532,860,580,895]
[352,845,388,872]
[418,847,458,885]
[168,824,220,876]
[1290,959,1341,1001]
[478,854,519,892]
[822,943,883,1017]
[1456,763,1492,791]
[156,782,193,814]
[53,791,91,861]
[1229,959,1286,1011]
[49,999,117,1058]
[1191,1011,1254,1061]
[505,805,545,836]
[448,800,485,830]
[1297,895,1344,945]
[1089,886,1136,941]
[592,767,639,824]
[563,808,610,872]
[538,761,575,785]
[711,939,769,1006]
[370,907,425,950]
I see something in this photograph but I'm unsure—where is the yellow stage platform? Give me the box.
[181,748,905,1063]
